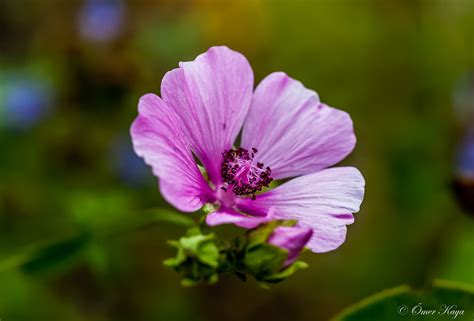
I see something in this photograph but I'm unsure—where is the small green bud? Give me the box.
[164,228,221,285]
[202,202,219,215]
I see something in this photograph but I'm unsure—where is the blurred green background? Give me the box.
[1,0,474,320]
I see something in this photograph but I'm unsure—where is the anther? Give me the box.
[221,147,273,199]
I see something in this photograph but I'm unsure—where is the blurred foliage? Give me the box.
[1,0,474,320]
[333,281,474,321]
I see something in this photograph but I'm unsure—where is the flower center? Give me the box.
[221,147,273,200]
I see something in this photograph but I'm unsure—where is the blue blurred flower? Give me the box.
[1,74,53,130]
[78,0,126,43]
[455,127,474,179]
[110,136,150,187]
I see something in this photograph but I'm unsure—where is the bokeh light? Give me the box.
[77,0,126,43]
[0,72,54,130]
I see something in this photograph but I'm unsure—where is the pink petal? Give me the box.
[237,167,365,253]
[241,72,356,180]
[267,226,313,267]
[130,94,212,212]
[161,46,254,184]
[206,208,269,229]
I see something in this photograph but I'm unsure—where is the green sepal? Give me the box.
[181,277,199,287]
[246,221,280,250]
[164,229,221,285]
[243,243,288,278]
[180,271,218,287]
[246,220,296,249]
[179,233,219,268]
[262,260,309,283]
[163,240,186,268]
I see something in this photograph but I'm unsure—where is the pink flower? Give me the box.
[267,226,313,267]
[131,46,365,253]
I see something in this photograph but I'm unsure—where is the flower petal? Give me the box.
[241,72,356,180]
[267,226,313,267]
[130,94,212,212]
[237,167,365,253]
[161,46,254,184]
[206,208,269,229]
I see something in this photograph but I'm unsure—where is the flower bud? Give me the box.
[164,229,220,286]
[267,226,313,267]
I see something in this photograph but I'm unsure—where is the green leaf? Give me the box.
[332,280,474,321]
[20,232,91,275]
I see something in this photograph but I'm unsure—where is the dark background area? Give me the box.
[0,1,473,320]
